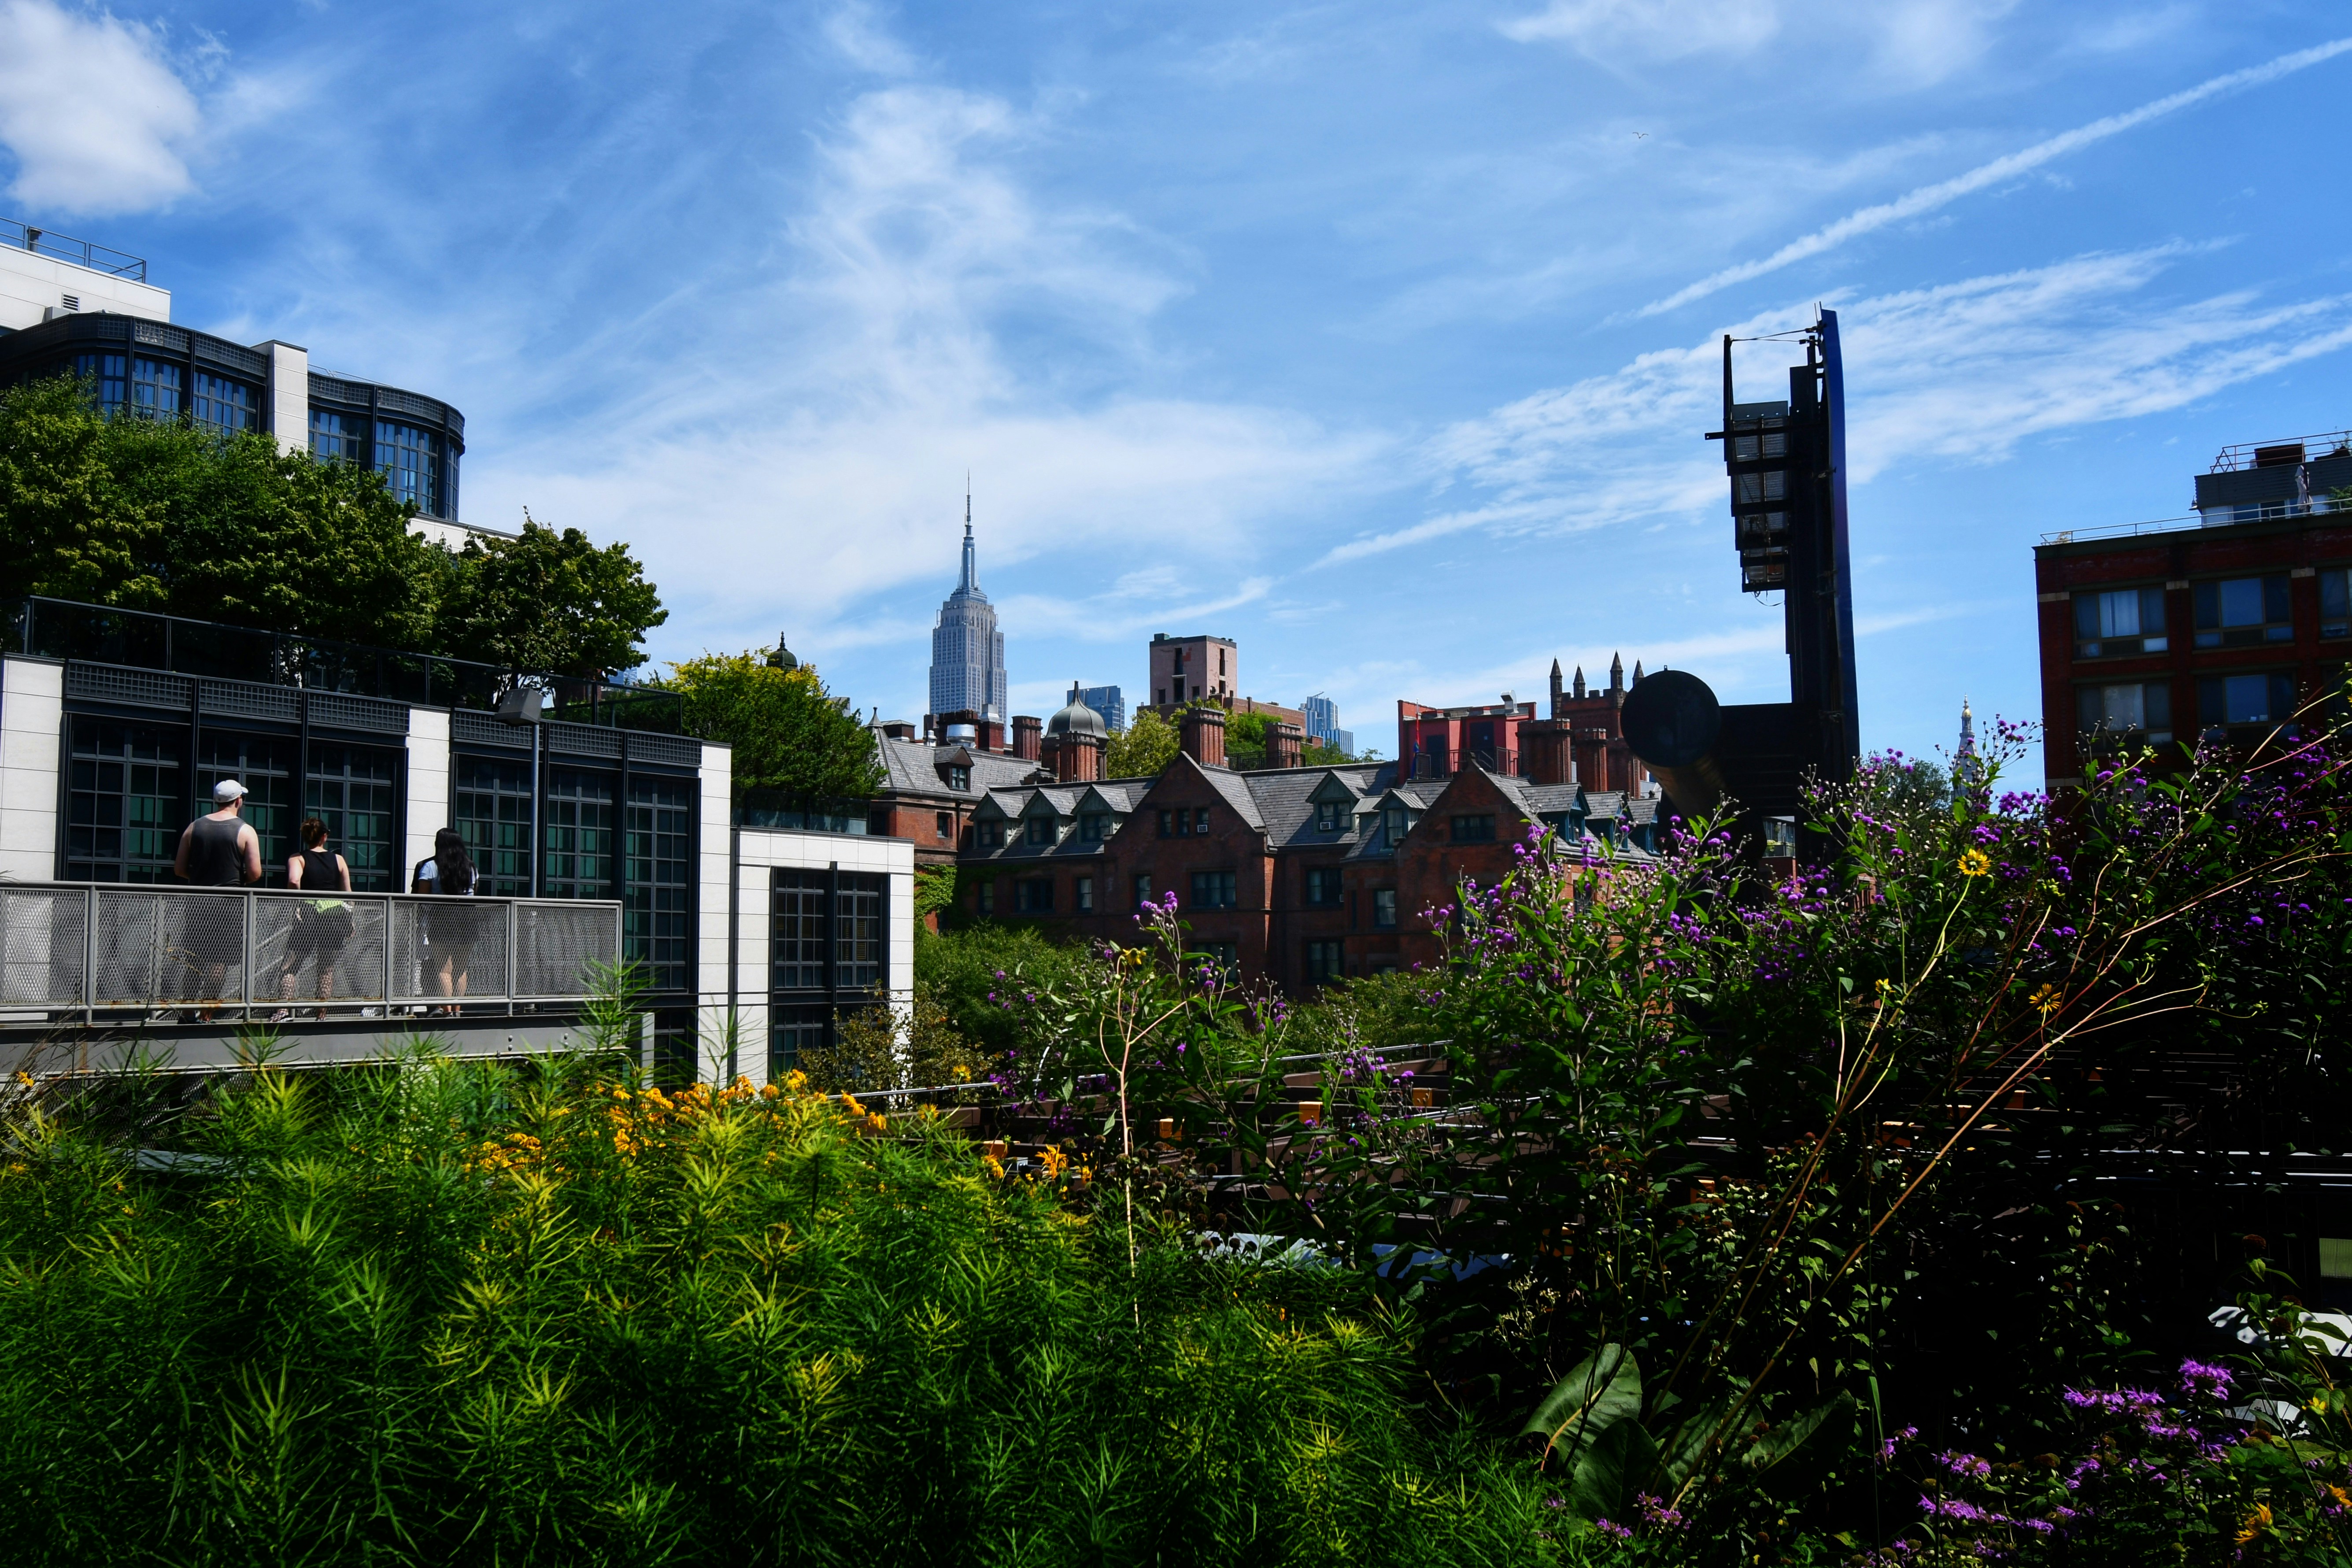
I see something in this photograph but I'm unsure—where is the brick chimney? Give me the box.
[1011,715,1043,761]
[1053,732,1102,783]
[1521,720,1574,786]
[1180,707,1226,768]
[1268,721,1303,769]
[976,716,1004,753]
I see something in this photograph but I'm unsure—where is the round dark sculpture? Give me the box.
[1619,668,1721,767]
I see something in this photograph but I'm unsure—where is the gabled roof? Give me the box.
[875,734,1046,797]
[1073,781,1148,816]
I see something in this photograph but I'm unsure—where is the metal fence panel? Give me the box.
[390,900,510,1002]
[93,890,247,1006]
[253,894,389,1006]
[0,888,88,1007]
[514,902,618,998]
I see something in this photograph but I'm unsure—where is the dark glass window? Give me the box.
[1313,801,1344,832]
[625,776,692,992]
[307,744,399,891]
[453,757,534,898]
[771,1001,829,1079]
[375,421,441,515]
[2073,586,2169,658]
[65,717,182,882]
[1133,874,1153,906]
[2193,576,2293,648]
[1194,807,1210,833]
[2077,682,2172,748]
[1080,812,1109,841]
[2322,569,2351,640]
[936,811,954,839]
[946,765,970,791]
[131,357,180,418]
[1305,940,1344,985]
[1023,815,1055,846]
[191,372,254,435]
[836,872,884,990]
[1305,867,1342,906]
[309,409,365,463]
[2197,673,2297,729]
[1189,870,1237,909]
[1076,876,1094,912]
[773,871,829,989]
[1383,807,1408,845]
[1372,889,1398,929]
[195,733,295,877]
[975,880,995,914]
[70,351,126,413]
[542,769,615,900]
[1014,877,1053,913]
[976,820,1003,848]
[1452,813,1496,843]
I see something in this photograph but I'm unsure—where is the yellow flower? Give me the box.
[1036,1146,1069,1180]
[2236,1503,2273,1545]
[866,1113,888,1135]
[2029,984,2060,1016]
[983,1155,1006,1179]
[1958,848,1992,878]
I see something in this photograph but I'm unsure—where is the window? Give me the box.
[541,769,616,900]
[976,820,1004,848]
[131,357,180,418]
[310,409,365,463]
[306,743,399,891]
[946,765,970,791]
[2198,672,2297,729]
[1023,815,1056,846]
[375,421,441,515]
[1133,874,1153,906]
[936,812,953,839]
[1014,878,1054,913]
[976,880,995,914]
[1305,867,1342,906]
[2193,576,2292,648]
[1451,813,1496,843]
[770,1002,829,1079]
[1730,431,1788,461]
[2073,587,2168,658]
[2075,682,2172,747]
[1733,470,1787,503]
[1160,806,1208,837]
[191,373,254,435]
[1313,800,1345,832]
[835,872,884,989]
[195,733,294,877]
[1194,806,1210,834]
[1076,876,1094,912]
[70,351,126,413]
[624,776,693,991]
[1079,812,1109,841]
[2322,569,2352,640]
[773,871,830,989]
[64,717,181,882]
[1190,870,1238,909]
[1305,940,1344,986]
[1372,889,1398,929]
[453,756,534,897]
[1383,807,1408,846]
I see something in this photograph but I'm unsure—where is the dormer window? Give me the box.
[1023,816,1056,846]
[976,820,1004,848]
[1382,806,1408,845]
[1313,801,1344,832]
[1080,812,1110,841]
[947,765,970,791]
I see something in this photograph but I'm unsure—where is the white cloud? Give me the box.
[822,2,920,78]
[0,0,202,214]
[1321,244,2352,564]
[1499,0,1778,62]
[1638,32,2352,316]
[1498,0,2015,80]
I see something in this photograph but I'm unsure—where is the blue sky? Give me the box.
[4,0,2350,781]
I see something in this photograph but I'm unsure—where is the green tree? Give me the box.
[661,651,883,802]
[1104,707,1179,778]
[0,375,165,608]
[440,514,666,677]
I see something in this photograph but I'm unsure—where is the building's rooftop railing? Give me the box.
[3,596,683,732]
[2208,431,2352,473]
[2041,497,2350,546]
[0,884,619,1026]
[2,217,148,282]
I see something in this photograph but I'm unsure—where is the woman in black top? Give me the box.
[276,818,353,1021]
[411,828,475,1013]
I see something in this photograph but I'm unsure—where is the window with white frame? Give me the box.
[2193,576,2293,649]
[2073,586,2168,658]
[2076,681,2172,747]
[2197,672,2297,729]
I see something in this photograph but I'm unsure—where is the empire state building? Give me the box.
[927,500,1008,724]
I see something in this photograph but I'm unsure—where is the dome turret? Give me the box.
[767,633,799,673]
[1048,688,1107,740]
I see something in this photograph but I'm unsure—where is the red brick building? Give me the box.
[2035,430,2352,788]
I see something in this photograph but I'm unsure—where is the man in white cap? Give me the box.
[173,780,263,1019]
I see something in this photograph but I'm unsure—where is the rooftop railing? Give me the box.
[2041,496,2350,546]
[2209,432,2352,473]
[2,217,148,282]
[0,884,619,1026]
[3,596,683,732]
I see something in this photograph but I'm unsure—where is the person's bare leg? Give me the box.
[314,962,335,1020]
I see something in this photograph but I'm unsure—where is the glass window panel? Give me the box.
[835,872,885,990]
[194,733,295,879]
[70,351,126,413]
[375,421,442,515]
[452,756,534,898]
[625,777,692,992]
[305,743,399,892]
[772,871,828,990]
[191,373,254,435]
[131,358,180,419]
[541,769,616,901]
[309,409,366,463]
[65,717,183,882]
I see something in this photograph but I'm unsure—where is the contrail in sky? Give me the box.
[1638,35,2352,318]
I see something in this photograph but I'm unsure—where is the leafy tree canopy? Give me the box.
[1105,707,1179,779]
[440,513,666,678]
[660,651,883,803]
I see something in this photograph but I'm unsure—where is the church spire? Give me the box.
[1572,665,1586,700]
[958,481,979,595]
[1608,651,1624,693]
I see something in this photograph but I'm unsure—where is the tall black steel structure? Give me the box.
[1622,310,1860,848]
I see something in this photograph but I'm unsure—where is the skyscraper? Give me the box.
[928,496,1008,724]
[1301,694,1352,757]
[1071,683,1127,734]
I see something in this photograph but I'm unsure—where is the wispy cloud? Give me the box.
[0,0,203,214]
[1501,0,2019,85]
[1637,34,2352,317]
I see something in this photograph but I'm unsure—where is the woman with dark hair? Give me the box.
[274,817,352,1022]
[411,827,475,1013]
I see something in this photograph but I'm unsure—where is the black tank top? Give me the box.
[186,815,246,886]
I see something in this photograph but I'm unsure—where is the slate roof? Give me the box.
[875,734,1047,798]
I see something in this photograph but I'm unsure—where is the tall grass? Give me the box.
[0,1050,1563,1567]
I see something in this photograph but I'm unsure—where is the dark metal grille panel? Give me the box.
[195,341,267,379]
[626,734,700,767]
[546,721,621,758]
[199,680,298,723]
[132,321,188,351]
[307,692,409,735]
[374,388,450,423]
[514,902,618,997]
[390,901,510,1001]
[253,894,388,1003]
[66,663,192,710]
[0,889,88,1007]
[451,710,524,749]
[92,890,246,1005]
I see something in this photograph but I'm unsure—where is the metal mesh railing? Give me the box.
[0,884,618,1021]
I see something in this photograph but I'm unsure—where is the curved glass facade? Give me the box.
[191,371,254,435]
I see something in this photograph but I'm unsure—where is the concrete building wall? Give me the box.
[0,242,170,333]
[402,707,451,877]
[733,826,916,1086]
[0,658,62,880]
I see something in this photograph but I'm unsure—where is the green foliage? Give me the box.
[0,372,443,647]
[441,512,666,678]
[1105,707,1179,779]
[659,651,883,803]
[0,1052,1560,1566]
[913,921,1091,1061]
